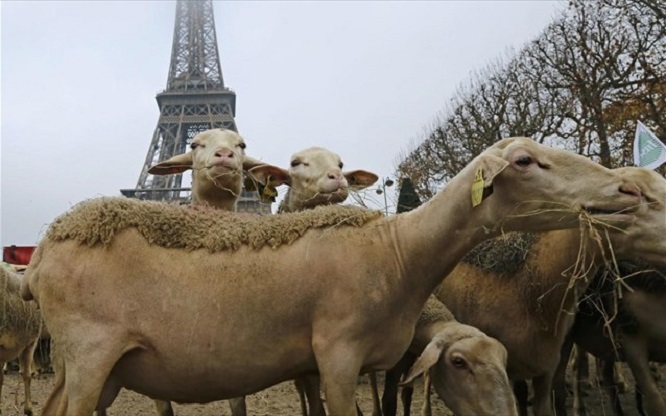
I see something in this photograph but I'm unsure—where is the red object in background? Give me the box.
[3,245,36,265]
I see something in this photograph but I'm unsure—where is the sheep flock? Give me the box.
[2,129,666,416]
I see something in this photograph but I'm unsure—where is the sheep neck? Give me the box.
[388,159,509,304]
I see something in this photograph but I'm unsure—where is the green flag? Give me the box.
[634,121,666,170]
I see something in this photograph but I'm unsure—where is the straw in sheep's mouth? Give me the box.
[582,206,636,216]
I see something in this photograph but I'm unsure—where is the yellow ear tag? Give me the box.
[260,175,278,202]
[471,168,485,207]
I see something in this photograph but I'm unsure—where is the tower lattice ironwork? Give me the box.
[121,0,270,213]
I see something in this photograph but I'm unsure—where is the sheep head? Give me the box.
[606,167,666,266]
[469,137,644,233]
[147,129,265,210]
[248,146,378,212]
[402,324,517,416]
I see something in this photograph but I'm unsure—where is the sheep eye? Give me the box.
[291,160,301,167]
[452,357,467,369]
[190,143,200,150]
[515,156,532,167]
[338,162,344,169]
[238,142,247,150]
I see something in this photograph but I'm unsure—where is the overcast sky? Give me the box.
[1,0,564,247]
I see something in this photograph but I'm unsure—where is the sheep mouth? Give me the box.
[206,162,241,172]
[582,205,637,219]
[319,189,348,199]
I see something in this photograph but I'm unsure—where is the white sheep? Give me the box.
[1,266,41,416]
[87,128,269,416]
[247,146,379,214]
[434,167,666,416]
[22,137,657,416]
[147,128,270,416]
[147,128,267,211]
[249,146,378,416]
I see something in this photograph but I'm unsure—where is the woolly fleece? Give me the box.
[462,232,539,275]
[1,268,41,347]
[418,296,455,325]
[45,197,383,252]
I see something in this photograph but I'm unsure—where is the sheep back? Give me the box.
[45,197,382,252]
[462,232,539,275]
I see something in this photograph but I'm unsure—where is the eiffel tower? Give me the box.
[121,0,270,213]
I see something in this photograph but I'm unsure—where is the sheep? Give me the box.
[431,166,666,416]
[69,128,269,416]
[149,127,282,416]
[558,261,666,416]
[372,184,516,416]
[21,137,655,416]
[1,267,42,416]
[249,146,378,416]
[247,146,379,213]
[147,128,267,210]
[252,148,513,416]
[382,296,516,416]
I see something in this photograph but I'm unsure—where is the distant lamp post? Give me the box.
[375,177,394,215]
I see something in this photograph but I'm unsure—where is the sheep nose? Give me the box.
[328,172,342,180]
[619,181,641,199]
[214,149,234,159]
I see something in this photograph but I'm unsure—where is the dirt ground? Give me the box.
[2,364,665,416]
[1,371,452,416]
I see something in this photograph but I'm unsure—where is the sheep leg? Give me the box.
[52,330,127,416]
[294,378,309,416]
[600,359,623,416]
[228,397,247,416]
[18,340,38,416]
[401,383,414,416]
[571,349,589,416]
[623,335,666,416]
[0,360,4,415]
[296,374,326,416]
[382,352,415,416]
[41,358,66,416]
[420,371,431,416]
[553,335,574,416]
[369,372,382,416]
[532,371,556,416]
[306,376,326,416]
[613,361,627,394]
[513,380,529,416]
[575,350,591,397]
[154,399,175,416]
[635,386,646,416]
[316,344,363,416]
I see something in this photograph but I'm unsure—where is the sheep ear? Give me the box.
[242,155,267,171]
[400,339,445,386]
[471,155,509,206]
[148,152,193,175]
[246,165,290,203]
[247,165,291,187]
[344,170,379,189]
[477,155,509,188]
